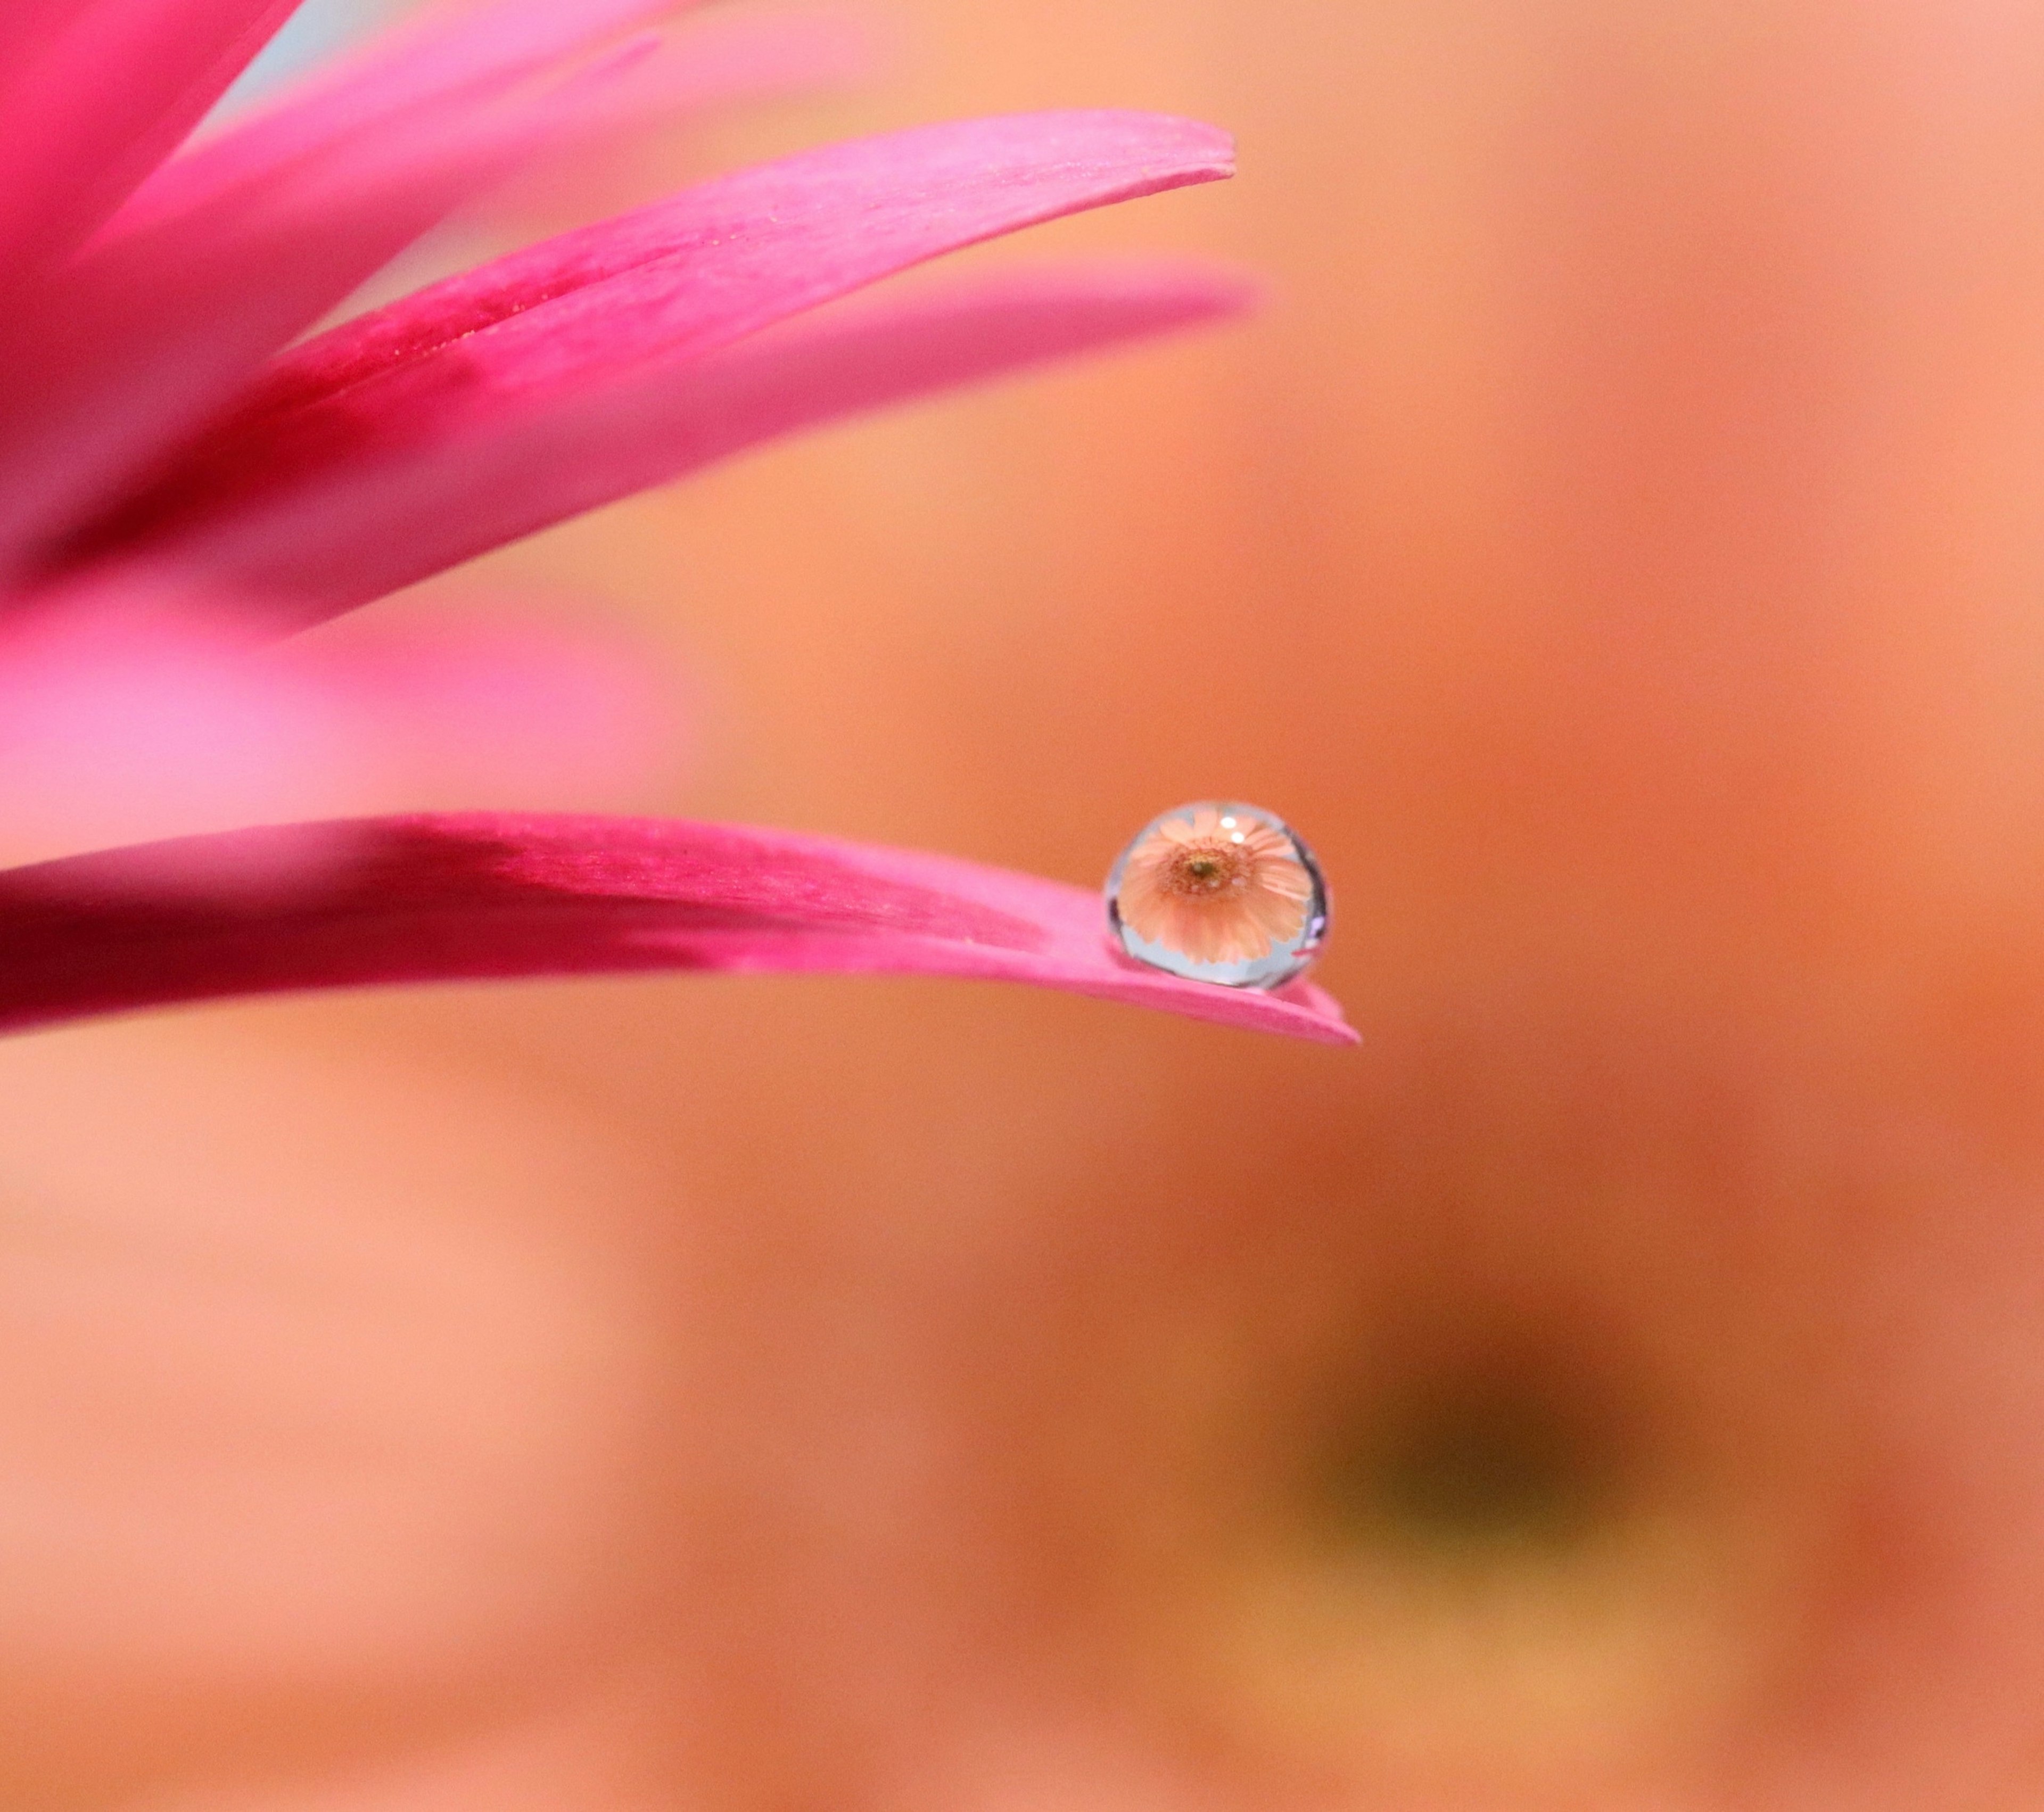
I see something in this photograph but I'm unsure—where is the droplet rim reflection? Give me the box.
[1105,801,1330,991]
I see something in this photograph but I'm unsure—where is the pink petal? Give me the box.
[108,0,690,235]
[0,0,298,282]
[0,31,683,567]
[475,8,877,225]
[68,260,1255,621]
[47,103,1235,608]
[0,814,1357,1043]
[8,0,98,61]
[246,109,1232,410]
[0,605,674,876]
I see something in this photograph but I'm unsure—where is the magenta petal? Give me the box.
[0,163,511,571]
[54,110,1235,607]
[109,0,688,234]
[219,109,1230,410]
[9,0,100,64]
[0,35,686,567]
[0,813,1357,1044]
[74,261,1254,620]
[0,0,298,281]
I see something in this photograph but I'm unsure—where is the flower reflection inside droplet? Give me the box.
[1106,801,1328,989]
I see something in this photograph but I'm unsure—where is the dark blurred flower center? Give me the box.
[1312,1358,1634,1554]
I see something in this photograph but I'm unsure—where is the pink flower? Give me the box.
[0,0,1354,1047]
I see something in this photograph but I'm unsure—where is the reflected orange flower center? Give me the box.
[1116,809,1314,965]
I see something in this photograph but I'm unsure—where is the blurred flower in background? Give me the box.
[13,0,2044,1810]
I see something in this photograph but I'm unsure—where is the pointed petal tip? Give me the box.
[1093,961,1357,1045]
[0,812,1352,1047]
[1274,978,1360,1045]
[1022,107,1235,184]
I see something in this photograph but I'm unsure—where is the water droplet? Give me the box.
[1105,801,1329,989]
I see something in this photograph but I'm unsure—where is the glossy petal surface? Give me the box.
[0,814,1356,1043]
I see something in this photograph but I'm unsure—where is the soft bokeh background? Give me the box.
[11,1,2044,1807]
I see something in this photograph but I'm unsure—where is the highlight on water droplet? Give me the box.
[1105,801,1329,989]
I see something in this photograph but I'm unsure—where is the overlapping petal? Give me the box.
[0,0,1345,1051]
[63,260,1254,622]
[50,111,1237,619]
[0,814,1357,1043]
[0,0,298,282]
[117,0,870,236]
[0,11,703,565]
[109,0,690,233]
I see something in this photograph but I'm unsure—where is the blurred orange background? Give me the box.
[11,1,2044,1806]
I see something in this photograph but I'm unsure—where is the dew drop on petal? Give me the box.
[1105,801,1329,988]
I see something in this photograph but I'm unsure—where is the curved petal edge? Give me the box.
[0,811,1357,1044]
